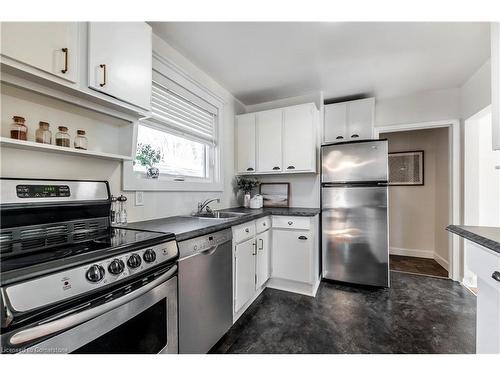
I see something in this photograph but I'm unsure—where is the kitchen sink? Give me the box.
[191,211,247,219]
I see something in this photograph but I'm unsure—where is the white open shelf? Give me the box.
[0,137,133,161]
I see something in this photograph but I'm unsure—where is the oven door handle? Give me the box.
[9,265,177,346]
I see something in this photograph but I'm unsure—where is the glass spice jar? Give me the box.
[10,116,28,141]
[35,121,52,144]
[55,126,70,147]
[74,129,88,150]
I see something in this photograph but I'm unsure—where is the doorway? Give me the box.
[375,120,460,280]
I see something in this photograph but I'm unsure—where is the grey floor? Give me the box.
[210,272,476,354]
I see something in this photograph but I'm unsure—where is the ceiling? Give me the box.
[150,22,490,106]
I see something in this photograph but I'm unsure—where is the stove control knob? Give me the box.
[86,265,105,283]
[127,254,142,269]
[143,249,156,263]
[108,259,125,275]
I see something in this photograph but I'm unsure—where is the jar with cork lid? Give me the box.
[35,121,52,144]
[55,126,70,147]
[74,130,88,150]
[10,116,28,141]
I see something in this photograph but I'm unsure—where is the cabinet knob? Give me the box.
[287,165,295,170]
[245,228,249,233]
[492,271,500,282]
[246,167,254,171]
[351,134,359,138]
[288,221,293,225]
[272,166,281,170]
[298,235,308,240]
[336,136,344,140]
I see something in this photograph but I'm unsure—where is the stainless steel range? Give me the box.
[0,178,178,354]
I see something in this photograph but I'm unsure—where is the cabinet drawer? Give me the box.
[232,221,256,243]
[468,242,500,291]
[255,217,271,233]
[272,216,311,230]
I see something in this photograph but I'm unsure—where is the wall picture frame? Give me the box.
[259,182,290,207]
[388,150,424,186]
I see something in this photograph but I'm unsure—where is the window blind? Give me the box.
[151,81,217,144]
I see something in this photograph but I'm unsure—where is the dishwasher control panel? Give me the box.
[178,229,232,259]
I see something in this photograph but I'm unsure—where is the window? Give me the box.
[133,70,220,184]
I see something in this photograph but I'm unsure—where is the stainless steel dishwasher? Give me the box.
[178,228,233,354]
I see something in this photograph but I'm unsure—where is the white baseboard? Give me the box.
[433,253,449,271]
[267,277,320,297]
[389,247,434,259]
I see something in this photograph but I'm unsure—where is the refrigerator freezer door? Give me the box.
[321,140,388,183]
[321,185,389,287]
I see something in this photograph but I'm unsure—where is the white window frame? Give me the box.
[123,53,224,191]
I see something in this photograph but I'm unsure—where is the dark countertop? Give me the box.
[126,207,320,242]
[446,225,500,254]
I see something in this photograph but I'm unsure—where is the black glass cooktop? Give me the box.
[0,227,175,275]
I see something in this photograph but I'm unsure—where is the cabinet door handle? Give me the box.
[272,166,281,170]
[298,235,308,240]
[288,221,293,225]
[351,134,359,138]
[259,238,263,250]
[492,271,500,282]
[287,165,295,170]
[61,48,68,74]
[252,242,257,255]
[246,167,254,171]
[336,136,344,140]
[245,228,249,233]
[99,64,107,87]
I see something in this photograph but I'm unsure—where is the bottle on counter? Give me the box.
[110,195,118,225]
[55,126,70,147]
[117,195,128,225]
[35,121,52,144]
[10,116,28,141]
[74,129,88,150]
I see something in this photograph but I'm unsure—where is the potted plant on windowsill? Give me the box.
[235,176,260,208]
[135,143,162,179]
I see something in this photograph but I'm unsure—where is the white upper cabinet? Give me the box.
[323,97,375,144]
[283,104,316,172]
[324,102,347,142]
[236,103,318,175]
[492,22,500,150]
[236,113,257,173]
[257,109,283,173]
[1,22,79,84]
[88,22,152,111]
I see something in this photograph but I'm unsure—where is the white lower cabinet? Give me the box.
[256,229,271,289]
[232,215,319,322]
[272,229,312,283]
[234,237,257,313]
[467,241,500,353]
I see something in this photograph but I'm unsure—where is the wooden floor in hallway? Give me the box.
[389,255,448,278]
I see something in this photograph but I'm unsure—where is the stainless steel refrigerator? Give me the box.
[321,139,390,287]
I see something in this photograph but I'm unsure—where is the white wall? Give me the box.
[460,60,492,120]
[375,88,461,127]
[381,128,450,269]
[0,34,245,223]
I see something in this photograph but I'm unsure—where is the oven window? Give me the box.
[72,298,167,354]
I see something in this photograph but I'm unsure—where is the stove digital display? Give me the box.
[16,184,71,198]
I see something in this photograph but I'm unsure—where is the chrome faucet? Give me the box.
[197,198,220,213]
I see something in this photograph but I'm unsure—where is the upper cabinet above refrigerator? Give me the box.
[323,97,375,144]
[88,22,152,111]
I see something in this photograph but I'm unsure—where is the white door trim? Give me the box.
[374,119,461,281]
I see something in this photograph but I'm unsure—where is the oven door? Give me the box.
[3,265,178,354]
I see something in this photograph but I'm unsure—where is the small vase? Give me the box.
[146,166,160,179]
[243,192,251,208]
